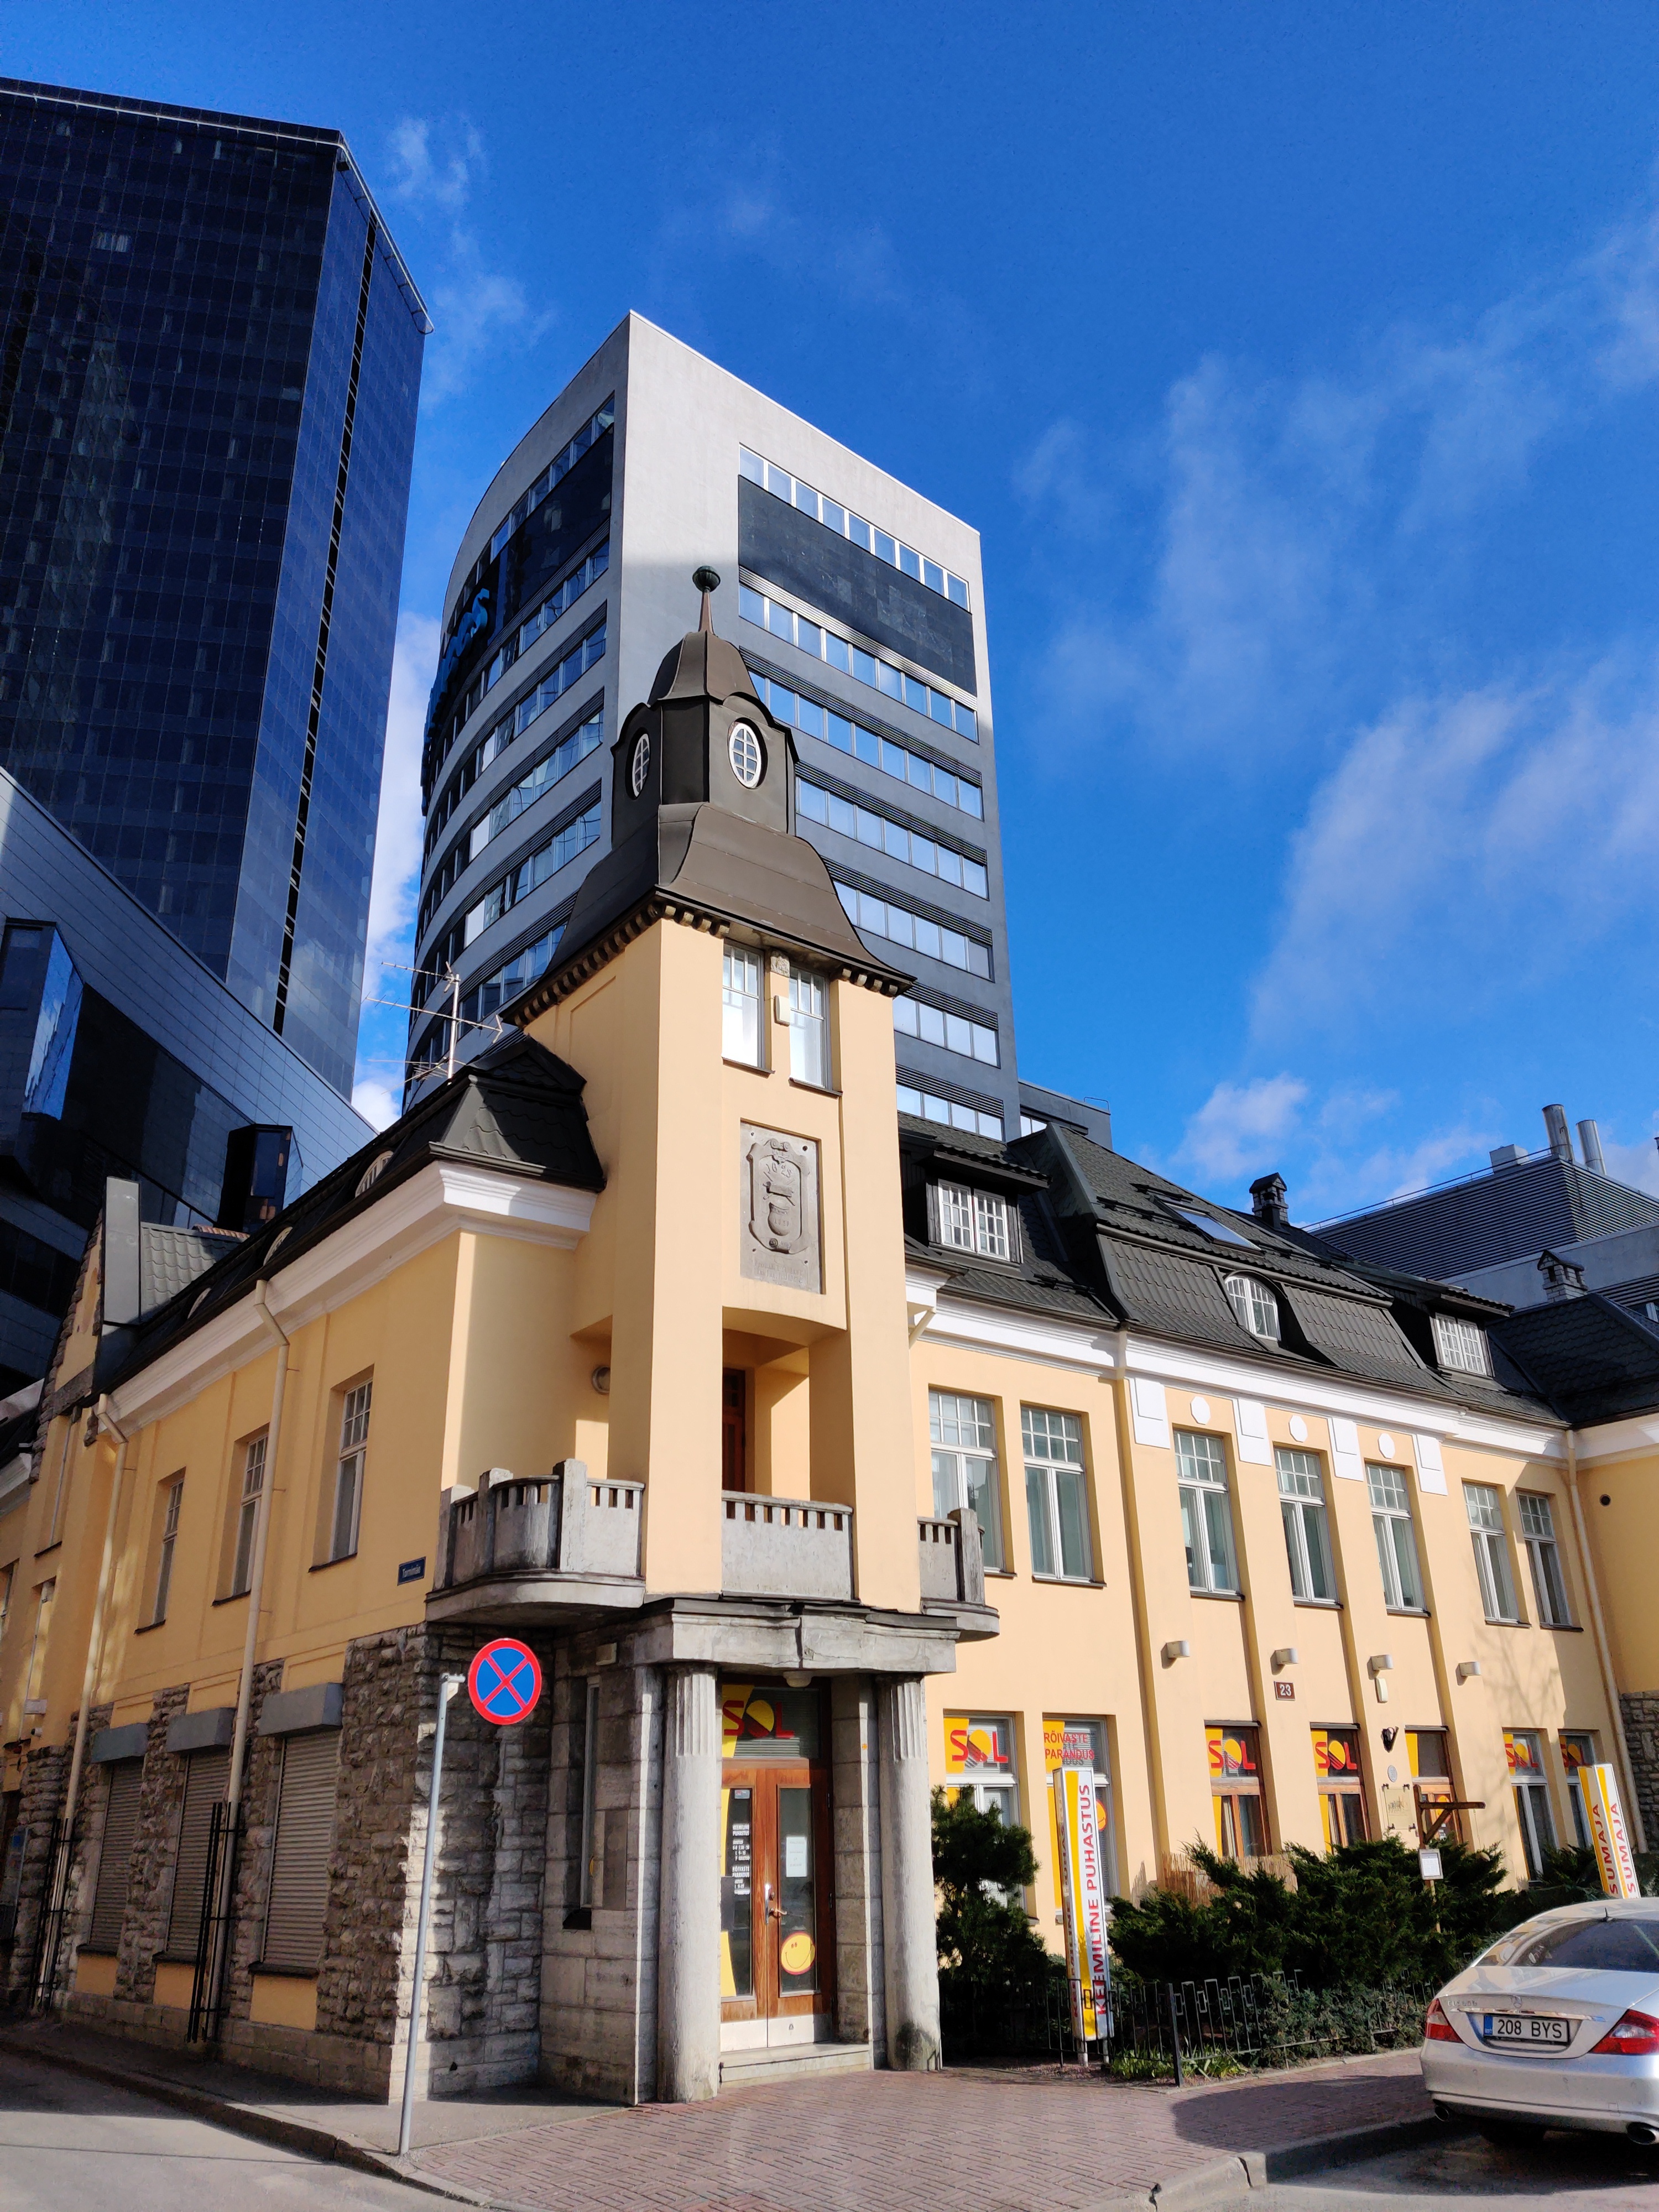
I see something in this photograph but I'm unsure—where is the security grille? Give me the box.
[87,1761,143,1951]
[262,1731,341,1972]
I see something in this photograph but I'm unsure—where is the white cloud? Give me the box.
[1018,194,1659,771]
[380,117,547,408]
[362,610,438,995]
[1595,1119,1659,1199]
[1176,1073,1308,1184]
[351,1078,400,1133]
[385,117,484,211]
[1253,655,1659,1041]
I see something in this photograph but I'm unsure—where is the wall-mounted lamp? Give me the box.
[1162,1640,1191,1665]
[1270,1647,1298,1674]
[1368,1653,1394,1703]
[1381,1727,1399,1751]
[591,1365,611,1396]
[1457,1659,1483,1684]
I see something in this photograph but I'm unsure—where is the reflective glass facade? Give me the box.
[0,79,424,1093]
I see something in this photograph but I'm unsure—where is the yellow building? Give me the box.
[0,589,1655,2108]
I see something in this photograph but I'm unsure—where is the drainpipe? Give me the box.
[201,1279,291,2027]
[39,1394,130,1996]
[1566,1427,1647,1852]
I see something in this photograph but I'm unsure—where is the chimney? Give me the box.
[1542,1104,1574,1163]
[1537,1249,1587,1302]
[1578,1119,1607,1176]
[102,1177,143,1328]
[1249,1172,1289,1230]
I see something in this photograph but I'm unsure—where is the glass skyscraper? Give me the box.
[0,77,425,1093]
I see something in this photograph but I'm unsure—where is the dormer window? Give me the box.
[937,1181,1013,1261]
[1433,1313,1491,1376]
[722,947,762,1066]
[1224,1273,1280,1340]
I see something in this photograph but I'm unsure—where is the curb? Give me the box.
[0,2024,495,2206]
[2,2022,1461,2212]
[1093,2112,1463,2212]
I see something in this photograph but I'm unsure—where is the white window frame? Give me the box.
[1223,1272,1280,1340]
[1366,1463,1423,1611]
[1022,1406,1091,1580]
[1561,1732,1598,1851]
[1433,1312,1492,1376]
[1175,1429,1238,1593]
[788,968,830,1088]
[928,1390,1004,1570]
[1276,1447,1334,1603]
[936,1180,1014,1261]
[721,946,763,1067]
[329,1383,371,1564]
[1465,1482,1519,1622]
[153,1478,182,1624]
[952,1713,1020,1829]
[1517,1493,1573,1627]
[229,1432,267,1599]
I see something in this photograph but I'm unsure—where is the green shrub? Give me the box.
[932,1786,1058,2001]
[1108,1835,1514,1989]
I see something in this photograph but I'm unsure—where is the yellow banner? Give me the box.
[1053,1767,1110,2044]
[1579,1762,1641,1899]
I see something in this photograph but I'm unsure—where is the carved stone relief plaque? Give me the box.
[739,1124,821,1291]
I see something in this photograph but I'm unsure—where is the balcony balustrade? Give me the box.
[721,1491,854,1601]
[917,1506,997,1638]
[430,1459,644,1621]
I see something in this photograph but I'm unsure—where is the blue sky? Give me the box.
[14,6,1659,1218]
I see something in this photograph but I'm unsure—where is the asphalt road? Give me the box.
[1259,2127,1659,2212]
[0,2051,426,2211]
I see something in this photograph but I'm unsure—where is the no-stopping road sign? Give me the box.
[467,1638,542,1725]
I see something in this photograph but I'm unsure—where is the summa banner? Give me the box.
[1052,1765,1110,2042]
[1579,1762,1641,1898]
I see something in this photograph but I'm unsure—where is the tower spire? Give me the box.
[692,564,721,635]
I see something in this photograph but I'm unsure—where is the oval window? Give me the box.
[629,732,651,797]
[728,722,764,789]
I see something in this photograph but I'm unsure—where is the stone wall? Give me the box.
[221,1658,285,2023]
[1,1737,69,2001]
[540,1626,661,2103]
[315,1624,555,2100]
[113,1683,188,2004]
[830,1673,884,2054]
[1620,1694,1659,1850]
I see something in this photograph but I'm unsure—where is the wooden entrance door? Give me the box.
[720,1761,834,2042]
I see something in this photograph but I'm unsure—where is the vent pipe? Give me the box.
[1578,1119,1607,1176]
[1542,1104,1574,1162]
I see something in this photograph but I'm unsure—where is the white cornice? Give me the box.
[112,1162,596,1428]
[909,1282,1564,1458]
[1573,1413,1659,1465]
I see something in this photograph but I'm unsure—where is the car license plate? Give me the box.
[1483,2012,1571,2048]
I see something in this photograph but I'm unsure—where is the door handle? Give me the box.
[764,1881,780,1922]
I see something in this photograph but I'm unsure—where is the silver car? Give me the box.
[1422,1898,1659,2144]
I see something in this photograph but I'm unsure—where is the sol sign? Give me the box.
[467,1639,542,1725]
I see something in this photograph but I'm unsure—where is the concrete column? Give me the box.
[656,1663,722,2101]
[877,1675,941,2071]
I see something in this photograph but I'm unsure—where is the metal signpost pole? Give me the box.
[399,1672,462,2160]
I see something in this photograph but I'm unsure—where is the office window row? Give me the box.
[897,1082,1005,1142]
[794,779,989,899]
[738,582,978,735]
[740,447,971,608]
[892,993,999,1069]
[141,1376,375,1629]
[833,879,993,980]
[460,804,602,952]
[745,670,983,817]
[423,613,607,874]
[491,398,615,559]
[430,549,608,779]
[1172,1424,1577,1635]
[421,706,603,931]
[927,1389,1092,1582]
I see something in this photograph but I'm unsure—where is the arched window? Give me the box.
[1223,1274,1280,1340]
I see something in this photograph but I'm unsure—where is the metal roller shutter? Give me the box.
[87,1761,143,1950]
[261,1730,340,1973]
[166,1746,229,1955]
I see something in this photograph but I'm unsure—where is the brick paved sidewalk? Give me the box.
[414,2049,1435,2212]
